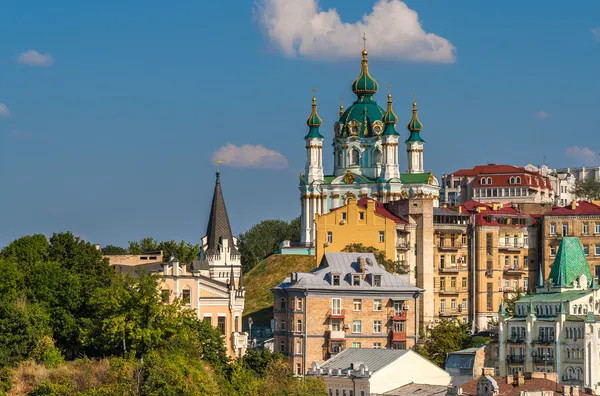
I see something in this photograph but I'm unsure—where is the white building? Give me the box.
[307,348,450,396]
[524,164,576,206]
[498,237,600,393]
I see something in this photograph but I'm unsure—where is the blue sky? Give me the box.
[1,0,599,248]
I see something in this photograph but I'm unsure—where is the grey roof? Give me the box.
[433,208,469,217]
[273,252,422,294]
[204,171,238,256]
[320,348,410,374]
[384,383,448,396]
[448,346,485,355]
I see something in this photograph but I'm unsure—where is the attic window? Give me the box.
[332,274,341,286]
[352,274,360,286]
[481,178,487,185]
[373,275,382,287]
[516,176,521,184]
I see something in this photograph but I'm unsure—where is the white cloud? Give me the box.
[17,50,54,67]
[213,143,289,169]
[566,146,599,166]
[534,111,548,120]
[255,0,456,63]
[0,104,9,117]
[592,28,600,41]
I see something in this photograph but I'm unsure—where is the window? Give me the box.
[351,149,360,165]
[451,277,457,289]
[203,316,212,325]
[295,340,302,354]
[373,275,381,287]
[353,299,362,311]
[331,319,342,331]
[217,316,226,335]
[440,255,445,268]
[352,342,361,348]
[462,277,467,288]
[280,297,286,310]
[596,223,600,234]
[584,245,590,256]
[393,301,404,313]
[440,299,446,313]
[373,149,382,165]
[487,283,493,311]
[524,235,528,246]
[462,298,468,309]
[562,223,569,236]
[352,275,360,286]
[379,231,385,243]
[373,342,382,349]
[583,222,589,235]
[341,212,347,221]
[352,320,362,333]
[280,340,285,352]
[296,319,303,332]
[596,246,600,256]
[516,177,521,184]
[373,320,382,333]
[505,256,510,266]
[524,277,528,290]
[510,177,515,184]
[505,279,510,288]
[161,290,170,303]
[514,279,519,290]
[359,212,365,220]
[550,223,556,235]
[297,298,303,311]
[373,299,382,311]
[513,256,519,268]
[280,320,285,331]
[332,274,340,286]
[182,289,191,305]
[332,298,342,315]
[327,231,333,243]
[295,363,302,376]
[451,299,456,311]
[513,235,519,247]
[550,246,557,256]
[481,178,487,185]
[440,277,446,290]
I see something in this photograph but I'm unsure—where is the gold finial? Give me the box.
[412,92,418,109]
[216,159,223,173]
[339,96,344,117]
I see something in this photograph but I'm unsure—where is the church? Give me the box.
[299,43,441,246]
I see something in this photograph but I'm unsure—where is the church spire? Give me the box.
[204,169,238,257]
[304,88,324,139]
[229,266,235,290]
[405,93,425,143]
[351,35,379,97]
[537,262,544,288]
[382,88,399,136]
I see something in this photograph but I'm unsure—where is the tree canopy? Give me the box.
[342,243,408,274]
[571,178,600,201]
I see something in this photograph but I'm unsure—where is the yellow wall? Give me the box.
[315,199,398,264]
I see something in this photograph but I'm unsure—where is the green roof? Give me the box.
[405,131,425,143]
[516,289,591,303]
[351,50,378,96]
[401,173,430,184]
[304,97,324,139]
[548,237,593,288]
[339,96,385,138]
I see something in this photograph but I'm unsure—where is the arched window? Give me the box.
[567,367,573,380]
[579,305,583,315]
[516,177,521,184]
[351,149,360,166]
[372,149,382,166]
[510,177,515,184]
[487,177,492,184]
[280,297,286,310]
[296,319,303,332]
[575,367,582,380]
[481,178,487,185]
[566,348,571,359]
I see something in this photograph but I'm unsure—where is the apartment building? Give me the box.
[271,252,422,376]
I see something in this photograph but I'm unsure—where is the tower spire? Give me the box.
[351,38,378,97]
[204,170,238,257]
[305,88,324,138]
[382,86,399,136]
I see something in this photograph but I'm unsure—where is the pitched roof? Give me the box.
[545,200,600,216]
[356,197,407,223]
[548,237,593,288]
[384,383,448,396]
[451,164,531,177]
[204,171,238,256]
[320,348,410,374]
[459,376,561,396]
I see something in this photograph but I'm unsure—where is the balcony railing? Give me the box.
[508,336,526,343]
[534,336,555,344]
[439,310,460,317]
[390,310,407,321]
[533,356,555,364]
[390,331,407,341]
[327,309,345,319]
[396,242,410,250]
[327,330,345,340]
[506,355,525,364]
[439,288,460,295]
[439,266,461,273]
[498,244,527,251]
[503,266,527,275]
[438,242,462,250]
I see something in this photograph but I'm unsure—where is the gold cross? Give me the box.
[388,84,391,95]
[363,33,366,50]
[413,92,417,102]
[312,87,316,99]
[216,159,223,172]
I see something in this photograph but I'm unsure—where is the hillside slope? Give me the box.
[243,254,315,326]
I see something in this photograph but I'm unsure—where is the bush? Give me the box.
[33,337,64,368]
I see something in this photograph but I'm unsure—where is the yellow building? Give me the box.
[105,171,248,358]
[314,197,407,265]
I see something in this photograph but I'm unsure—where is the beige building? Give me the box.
[307,348,451,396]
[105,171,247,358]
[271,252,423,376]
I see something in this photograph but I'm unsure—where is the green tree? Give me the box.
[1,234,49,265]
[342,243,408,274]
[503,289,522,317]
[127,237,160,254]
[158,240,201,265]
[571,178,600,201]
[238,217,301,272]
[101,245,128,255]
[0,259,25,302]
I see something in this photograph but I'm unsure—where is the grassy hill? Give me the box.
[243,254,315,326]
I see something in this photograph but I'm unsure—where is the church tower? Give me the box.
[405,97,425,174]
[200,170,242,285]
[380,91,401,182]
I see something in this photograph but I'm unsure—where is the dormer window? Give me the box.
[481,178,487,185]
[516,176,521,184]
[510,177,515,184]
[332,274,341,286]
[487,177,492,184]
[373,275,382,287]
[352,274,361,286]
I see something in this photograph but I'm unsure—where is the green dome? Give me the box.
[351,50,379,96]
[382,94,399,136]
[304,97,324,139]
[405,100,424,143]
[338,96,385,138]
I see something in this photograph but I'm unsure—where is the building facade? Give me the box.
[271,252,422,376]
[498,237,600,392]
[524,164,576,207]
[299,45,440,248]
[106,171,248,357]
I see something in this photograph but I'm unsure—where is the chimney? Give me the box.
[571,200,577,210]
[516,372,525,386]
[458,206,462,214]
[482,368,495,376]
[506,375,514,385]
[358,257,366,279]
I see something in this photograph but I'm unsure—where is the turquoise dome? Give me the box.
[382,94,399,136]
[305,97,324,139]
[351,50,379,96]
[338,96,385,138]
[405,101,425,143]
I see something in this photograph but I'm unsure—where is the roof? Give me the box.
[451,164,534,177]
[434,207,470,217]
[384,383,448,396]
[548,237,593,288]
[304,97,324,139]
[401,173,431,184]
[544,200,600,216]
[459,376,561,396]
[445,347,484,371]
[353,197,407,223]
[272,252,422,293]
[514,289,591,304]
[320,348,409,374]
[204,171,238,257]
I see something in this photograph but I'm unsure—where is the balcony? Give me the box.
[439,310,460,317]
[438,242,462,251]
[390,310,407,321]
[533,356,555,364]
[504,266,527,275]
[396,242,411,250]
[498,244,527,252]
[390,331,407,341]
[327,330,345,340]
[506,355,525,364]
[327,340,346,357]
[439,266,461,273]
[534,336,555,344]
[327,309,345,319]
[439,288,460,295]
[508,336,526,343]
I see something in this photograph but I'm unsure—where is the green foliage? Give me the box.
[32,336,64,368]
[126,238,201,265]
[238,217,301,272]
[241,349,285,377]
[503,289,523,317]
[101,245,128,255]
[1,234,48,265]
[342,243,408,274]
[0,259,24,302]
[571,178,600,201]
[417,319,489,368]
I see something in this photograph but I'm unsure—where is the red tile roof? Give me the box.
[545,200,600,216]
[460,376,562,396]
[449,165,553,191]
[451,164,527,177]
